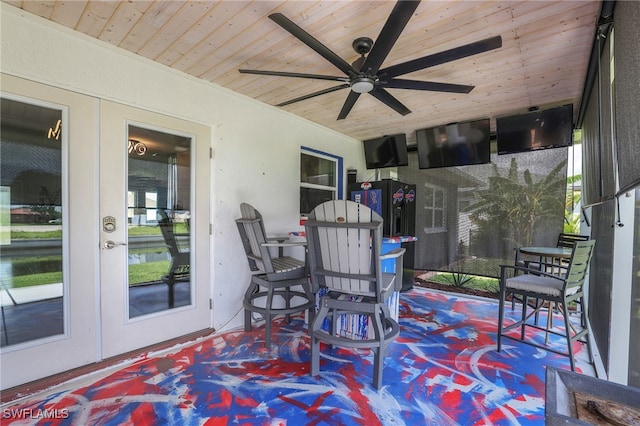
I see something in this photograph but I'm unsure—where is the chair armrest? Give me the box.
[262,241,306,248]
[499,264,566,281]
[379,248,406,260]
[381,248,406,291]
[236,217,260,225]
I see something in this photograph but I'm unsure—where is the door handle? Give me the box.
[103,240,127,249]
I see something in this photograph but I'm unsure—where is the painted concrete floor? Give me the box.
[0,288,592,425]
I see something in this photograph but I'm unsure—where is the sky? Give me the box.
[567,145,582,178]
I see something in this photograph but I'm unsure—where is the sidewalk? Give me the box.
[0,283,63,307]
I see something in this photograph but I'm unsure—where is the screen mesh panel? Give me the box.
[399,147,568,278]
[582,80,602,206]
[588,200,615,370]
[614,2,640,194]
[582,31,616,205]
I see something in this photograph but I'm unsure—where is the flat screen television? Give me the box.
[363,133,409,169]
[416,118,491,169]
[496,104,573,155]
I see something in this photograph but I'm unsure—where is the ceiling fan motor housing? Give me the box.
[353,37,374,55]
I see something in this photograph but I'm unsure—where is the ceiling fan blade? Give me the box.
[269,13,357,76]
[384,78,474,93]
[337,91,361,120]
[380,35,503,78]
[370,88,411,116]
[276,84,350,107]
[239,69,347,82]
[360,1,420,74]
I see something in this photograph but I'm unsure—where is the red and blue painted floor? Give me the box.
[1,288,592,425]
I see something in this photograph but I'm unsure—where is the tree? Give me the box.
[565,174,582,234]
[464,157,567,253]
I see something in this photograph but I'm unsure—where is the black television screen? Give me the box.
[416,118,491,169]
[363,133,409,169]
[496,104,573,155]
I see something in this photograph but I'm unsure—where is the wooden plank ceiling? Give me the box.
[4,0,602,144]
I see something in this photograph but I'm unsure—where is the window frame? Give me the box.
[299,147,343,218]
[423,183,447,233]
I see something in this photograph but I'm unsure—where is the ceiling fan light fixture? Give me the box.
[351,77,375,93]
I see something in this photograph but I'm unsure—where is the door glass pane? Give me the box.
[127,125,191,318]
[1,97,65,347]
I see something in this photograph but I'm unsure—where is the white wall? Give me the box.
[0,4,367,331]
[608,191,636,384]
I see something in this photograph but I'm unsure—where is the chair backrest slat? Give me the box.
[236,203,274,274]
[565,240,595,290]
[306,200,382,297]
[556,233,590,248]
[158,209,180,258]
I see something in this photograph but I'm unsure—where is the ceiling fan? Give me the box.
[239,0,502,120]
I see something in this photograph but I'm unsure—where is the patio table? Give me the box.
[518,246,572,275]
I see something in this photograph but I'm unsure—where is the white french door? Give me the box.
[99,100,211,358]
[1,76,212,389]
[1,75,100,388]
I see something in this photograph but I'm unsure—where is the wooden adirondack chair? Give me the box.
[236,203,315,348]
[304,200,404,389]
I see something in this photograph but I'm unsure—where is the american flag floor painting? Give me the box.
[1,288,593,425]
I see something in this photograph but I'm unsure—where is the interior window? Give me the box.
[300,149,340,219]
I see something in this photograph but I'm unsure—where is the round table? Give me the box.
[518,246,571,275]
[518,246,572,259]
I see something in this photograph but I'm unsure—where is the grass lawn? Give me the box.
[10,271,63,288]
[11,229,62,239]
[9,262,171,288]
[129,261,171,286]
[421,271,500,294]
[10,223,188,239]
[6,223,187,288]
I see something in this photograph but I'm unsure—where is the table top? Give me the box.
[519,246,572,258]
